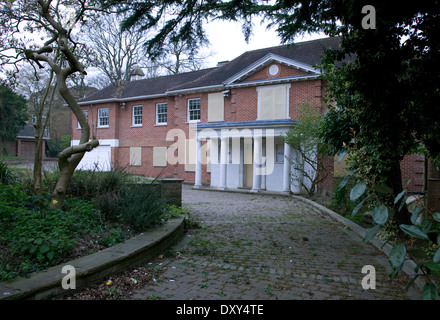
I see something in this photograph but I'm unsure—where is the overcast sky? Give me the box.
[202,19,327,68]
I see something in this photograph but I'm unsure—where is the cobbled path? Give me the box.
[129,185,422,300]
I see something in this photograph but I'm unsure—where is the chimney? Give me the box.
[130,64,145,81]
[216,61,229,67]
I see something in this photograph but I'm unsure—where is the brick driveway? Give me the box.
[129,185,422,300]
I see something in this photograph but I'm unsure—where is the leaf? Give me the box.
[423,283,439,300]
[389,243,406,278]
[338,150,348,163]
[433,212,440,222]
[433,248,440,263]
[338,170,357,190]
[363,224,381,243]
[399,224,430,241]
[410,206,422,225]
[39,244,50,254]
[352,196,369,216]
[46,251,55,261]
[374,184,393,194]
[394,190,406,205]
[350,182,367,202]
[372,204,388,225]
[424,262,440,272]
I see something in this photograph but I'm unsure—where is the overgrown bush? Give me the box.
[118,185,166,232]
[0,158,17,185]
[0,183,105,280]
[0,163,179,281]
[66,167,170,231]
[330,176,356,214]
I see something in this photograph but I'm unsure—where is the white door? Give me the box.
[77,145,111,171]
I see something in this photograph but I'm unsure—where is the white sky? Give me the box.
[202,19,327,68]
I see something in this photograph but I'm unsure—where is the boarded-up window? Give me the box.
[257,84,290,120]
[153,147,167,167]
[130,147,142,166]
[207,92,224,122]
[184,139,196,171]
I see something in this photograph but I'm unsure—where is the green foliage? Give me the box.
[0,163,172,281]
[0,158,18,185]
[0,84,28,142]
[340,174,440,299]
[0,183,102,280]
[282,103,331,196]
[117,185,166,232]
[66,167,169,231]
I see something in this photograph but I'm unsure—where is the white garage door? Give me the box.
[77,145,111,171]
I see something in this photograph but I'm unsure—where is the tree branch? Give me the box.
[58,139,99,160]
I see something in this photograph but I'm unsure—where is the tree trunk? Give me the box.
[388,160,411,225]
[33,138,43,196]
[50,73,99,208]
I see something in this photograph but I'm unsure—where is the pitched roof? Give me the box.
[79,68,215,104]
[79,36,342,104]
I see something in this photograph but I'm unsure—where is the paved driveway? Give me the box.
[130,185,422,300]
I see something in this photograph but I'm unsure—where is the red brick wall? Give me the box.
[400,154,426,193]
[244,63,308,82]
[72,64,425,194]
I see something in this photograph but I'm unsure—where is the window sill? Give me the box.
[97,126,109,129]
[155,123,167,127]
[131,125,143,128]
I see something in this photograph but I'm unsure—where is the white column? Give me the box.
[194,138,202,188]
[261,140,266,190]
[252,135,262,192]
[219,137,227,189]
[283,142,291,193]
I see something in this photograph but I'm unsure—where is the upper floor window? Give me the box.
[78,109,88,129]
[156,103,167,125]
[188,98,201,122]
[132,105,143,126]
[98,107,109,128]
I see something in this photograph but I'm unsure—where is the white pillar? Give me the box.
[261,140,266,190]
[283,142,291,193]
[194,138,202,188]
[219,137,227,189]
[252,135,262,192]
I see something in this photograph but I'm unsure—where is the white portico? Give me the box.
[193,119,303,194]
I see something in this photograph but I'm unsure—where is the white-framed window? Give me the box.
[156,103,167,125]
[187,98,201,122]
[78,109,88,129]
[98,107,109,128]
[132,105,143,126]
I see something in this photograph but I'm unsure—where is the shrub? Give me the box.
[118,184,166,232]
[66,167,169,231]
[0,159,17,185]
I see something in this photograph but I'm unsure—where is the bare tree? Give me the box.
[83,13,157,89]
[0,0,109,207]
[154,31,212,75]
[15,65,58,195]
